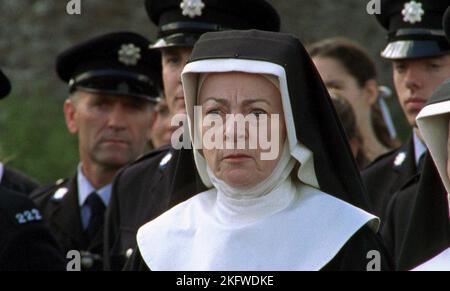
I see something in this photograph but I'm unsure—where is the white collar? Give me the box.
[137,183,378,271]
[213,177,296,225]
[412,247,450,271]
[416,101,450,216]
[0,162,3,184]
[417,100,450,194]
[77,164,111,207]
[413,130,426,166]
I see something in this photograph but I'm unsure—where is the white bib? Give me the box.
[137,183,378,271]
[412,247,450,271]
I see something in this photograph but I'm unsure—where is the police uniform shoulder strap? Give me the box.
[129,144,172,166]
[29,178,69,202]
[362,147,399,170]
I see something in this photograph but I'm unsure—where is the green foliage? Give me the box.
[0,82,78,185]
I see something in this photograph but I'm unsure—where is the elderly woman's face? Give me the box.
[198,72,286,188]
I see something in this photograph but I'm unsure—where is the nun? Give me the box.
[128,30,391,271]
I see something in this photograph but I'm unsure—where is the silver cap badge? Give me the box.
[180,0,205,19]
[118,43,141,66]
[402,1,424,24]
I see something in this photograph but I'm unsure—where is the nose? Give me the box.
[107,103,127,130]
[404,66,423,92]
[224,114,248,148]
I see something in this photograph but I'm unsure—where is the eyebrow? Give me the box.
[199,97,271,106]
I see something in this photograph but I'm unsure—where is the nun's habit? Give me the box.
[412,247,450,271]
[382,79,450,271]
[132,30,390,271]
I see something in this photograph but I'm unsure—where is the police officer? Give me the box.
[362,0,450,220]
[0,69,65,271]
[0,186,67,270]
[0,70,39,195]
[104,0,280,270]
[31,32,161,271]
[379,5,450,271]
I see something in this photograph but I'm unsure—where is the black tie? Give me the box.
[84,192,105,241]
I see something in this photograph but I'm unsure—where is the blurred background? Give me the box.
[0,0,409,184]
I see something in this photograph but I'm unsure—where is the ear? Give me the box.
[63,98,79,134]
[363,79,379,106]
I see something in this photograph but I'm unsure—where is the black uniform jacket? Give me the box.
[1,164,39,195]
[31,174,104,271]
[0,185,65,271]
[104,145,206,270]
[362,136,418,222]
[381,153,450,270]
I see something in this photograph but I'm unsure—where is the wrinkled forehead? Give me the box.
[196,72,280,100]
[73,89,152,105]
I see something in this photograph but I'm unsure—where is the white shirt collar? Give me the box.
[77,164,112,207]
[0,162,4,184]
[413,130,427,166]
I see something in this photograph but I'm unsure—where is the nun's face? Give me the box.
[198,72,286,188]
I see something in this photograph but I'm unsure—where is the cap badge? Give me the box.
[402,1,424,24]
[180,0,205,19]
[118,43,141,66]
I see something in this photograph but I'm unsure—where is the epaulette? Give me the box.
[128,145,172,166]
[29,178,69,201]
[363,147,399,170]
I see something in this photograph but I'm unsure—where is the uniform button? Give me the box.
[81,255,94,269]
[126,248,134,258]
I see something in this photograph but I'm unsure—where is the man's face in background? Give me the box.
[161,47,192,115]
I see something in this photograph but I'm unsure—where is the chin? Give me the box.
[407,117,418,128]
[96,154,134,168]
[406,111,420,126]
[175,107,186,115]
[224,175,255,188]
